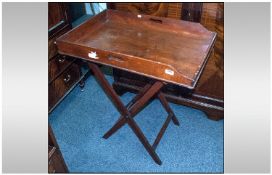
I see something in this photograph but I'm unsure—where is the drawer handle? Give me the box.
[63,74,71,83]
[58,57,65,63]
[108,55,124,62]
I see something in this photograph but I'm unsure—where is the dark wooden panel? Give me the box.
[181,3,203,22]
[48,3,71,37]
[112,3,169,17]
[194,52,223,100]
[48,3,65,30]
[48,63,80,110]
[48,38,58,60]
[201,3,218,31]
[48,2,82,112]
[48,82,56,111]
[215,3,224,59]
[167,3,182,19]
[111,3,183,19]
[195,3,224,100]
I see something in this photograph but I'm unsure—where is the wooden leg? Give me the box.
[87,62,177,165]
[126,116,162,165]
[103,117,126,139]
[103,82,163,139]
[126,84,152,109]
[152,113,172,150]
[88,63,128,116]
[158,92,180,126]
[103,84,152,139]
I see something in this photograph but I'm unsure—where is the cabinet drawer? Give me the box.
[49,55,74,83]
[54,63,80,96]
[49,63,80,110]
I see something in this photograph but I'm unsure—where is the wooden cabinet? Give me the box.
[48,2,81,112]
[109,3,224,120]
[48,3,69,36]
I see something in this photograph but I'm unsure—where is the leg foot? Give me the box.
[171,113,180,126]
[127,117,162,165]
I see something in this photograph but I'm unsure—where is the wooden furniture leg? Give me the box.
[103,83,152,139]
[103,82,163,139]
[88,62,180,165]
[158,92,180,126]
[88,63,128,116]
[103,89,180,139]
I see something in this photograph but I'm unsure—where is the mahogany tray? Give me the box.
[56,9,216,89]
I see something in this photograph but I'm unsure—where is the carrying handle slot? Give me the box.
[108,55,124,62]
[149,18,163,24]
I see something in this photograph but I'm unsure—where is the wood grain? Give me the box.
[57,9,216,89]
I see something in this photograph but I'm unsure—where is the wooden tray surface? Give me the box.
[57,9,216,89]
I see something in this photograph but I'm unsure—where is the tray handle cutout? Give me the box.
[108,55,124,62]
[149,18,163,24]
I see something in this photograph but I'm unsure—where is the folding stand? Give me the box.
[88,62,180,165]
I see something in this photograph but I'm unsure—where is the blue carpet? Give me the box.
[49,74,223,173]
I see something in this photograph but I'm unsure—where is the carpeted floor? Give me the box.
[49,74,223,173]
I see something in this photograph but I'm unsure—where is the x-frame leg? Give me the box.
[88,62,180,165]
[103,89,180,140]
